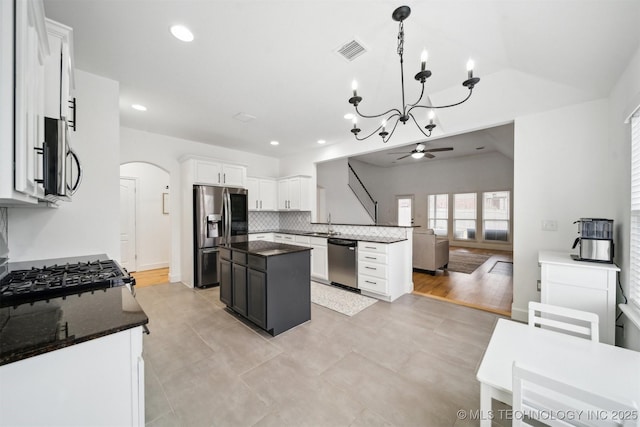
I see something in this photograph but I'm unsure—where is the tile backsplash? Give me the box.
[248,210,409,239]
[0,207,8,257]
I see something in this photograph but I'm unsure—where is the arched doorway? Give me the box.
[119,162,171,284]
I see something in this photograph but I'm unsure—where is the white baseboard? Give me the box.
[511,305,528,322]
[169,273,181,283]
[137,261,169,272]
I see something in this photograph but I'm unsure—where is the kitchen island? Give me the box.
[219,241,311,336]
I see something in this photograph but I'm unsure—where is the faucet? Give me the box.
[327,213,334,235]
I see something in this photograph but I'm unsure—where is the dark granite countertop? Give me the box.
[248,230,406,244]
[0,286,148,366]
[222,241,312,257]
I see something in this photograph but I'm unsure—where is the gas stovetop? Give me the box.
[0,259,134,307]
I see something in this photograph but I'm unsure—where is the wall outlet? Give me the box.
[541,220,558,231]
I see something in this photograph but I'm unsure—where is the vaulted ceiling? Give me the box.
[44,0,640,157]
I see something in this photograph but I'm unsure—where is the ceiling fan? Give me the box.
[388,143,454,160]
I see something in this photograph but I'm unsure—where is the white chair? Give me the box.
[513,362,638,427]
[528,301,600,342]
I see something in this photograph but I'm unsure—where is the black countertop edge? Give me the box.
[310,222,418,228]
[221,241,312,257]
[0,320,148,366]
[0,287,149,366]
[247,230,407,244]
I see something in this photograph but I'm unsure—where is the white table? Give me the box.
[476,318,640,427]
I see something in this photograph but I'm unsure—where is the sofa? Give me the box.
[413,229,449,274]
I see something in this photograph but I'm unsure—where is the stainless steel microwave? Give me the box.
[43,117,82,201]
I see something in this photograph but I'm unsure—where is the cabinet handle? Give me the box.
[224,173,226,183]
[34,144,48,186]
[365,280,376,284]
[218,172,221,183]
[365,246,376,250]
[365,266,376,270]
[365,256,376,259]
[256,200,258,209]
[260,200,262,209]
[67,97,76,131]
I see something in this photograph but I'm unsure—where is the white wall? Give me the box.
[119,127,280,282]
[120,162,170,271]
[608,45,640,350]
[349,153,514,248]
[316,157,373,224]
[512,99,617,320]
[8,70,120,261]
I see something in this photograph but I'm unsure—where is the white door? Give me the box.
[120,177,137,271]
[396,195,414,226]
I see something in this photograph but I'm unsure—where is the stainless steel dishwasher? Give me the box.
[327,238,358,289]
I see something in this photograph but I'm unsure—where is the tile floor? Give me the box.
[136,282,509,427]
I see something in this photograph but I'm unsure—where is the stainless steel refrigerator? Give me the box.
[193,185,248,288]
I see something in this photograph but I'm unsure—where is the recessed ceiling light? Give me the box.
[270,141,279,146]
[344,113,355,120]
[170,25,194,42]
[317,140,326,144]
[131,104,147,111]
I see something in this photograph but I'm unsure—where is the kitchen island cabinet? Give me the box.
[219,241,311,335]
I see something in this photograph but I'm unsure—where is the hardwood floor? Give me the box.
[131,267,169,288]
[413,246,513,316]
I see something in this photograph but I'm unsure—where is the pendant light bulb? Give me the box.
[420,49,428,71]
[351,80,358,97]
[466,59,475,71]
[428,110,435,123]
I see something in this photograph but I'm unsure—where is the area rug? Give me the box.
[489,260,513,276]
[447,252,491,274]
[310,282,377,316]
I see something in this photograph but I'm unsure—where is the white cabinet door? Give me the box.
[288,178,302,209]
[44,19,74,121]
[277,179,289,209]
[247,178,259,210]
[221,164,245,187]
[311,243,328,280]
[194,160,222,185]
[258,179,277,210]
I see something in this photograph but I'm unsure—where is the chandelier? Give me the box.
[348,5,480,142]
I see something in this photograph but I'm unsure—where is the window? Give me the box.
[454,193,476,239]
[427,194,448,236]
[631,112,640,310]
[483,191,510,241]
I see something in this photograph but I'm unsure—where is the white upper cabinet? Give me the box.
[247,177,277,211]
[0,0,49,205]
[186,158,247,188]
[277,176,311,210]
[44,19,74,122]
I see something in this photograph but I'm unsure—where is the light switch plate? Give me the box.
[541,220,557,231]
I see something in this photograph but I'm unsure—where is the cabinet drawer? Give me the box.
[295,235,310,246]
[544,264,608,290]
[358,252,387,264]
[358,274,388,295]
[359,261,387,279]
[249,233,272,242]
[310,236,327,246]
[219,247,231,260]
[282,235,295,242]
[232,251,247,265]
[358,242,387,254]
[248,255,266,271]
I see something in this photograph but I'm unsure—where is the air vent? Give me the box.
[336,39,367,62]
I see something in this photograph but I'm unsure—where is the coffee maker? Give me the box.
[571,218,614,263]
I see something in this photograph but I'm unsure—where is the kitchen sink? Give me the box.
[303,231,341,237]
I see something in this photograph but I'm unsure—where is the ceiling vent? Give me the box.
[336,39,367,62]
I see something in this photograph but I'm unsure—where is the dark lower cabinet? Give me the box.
[219,257,232,306]
[219,246,311,336]
[232,263,247,316]
[247,269,267,329]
